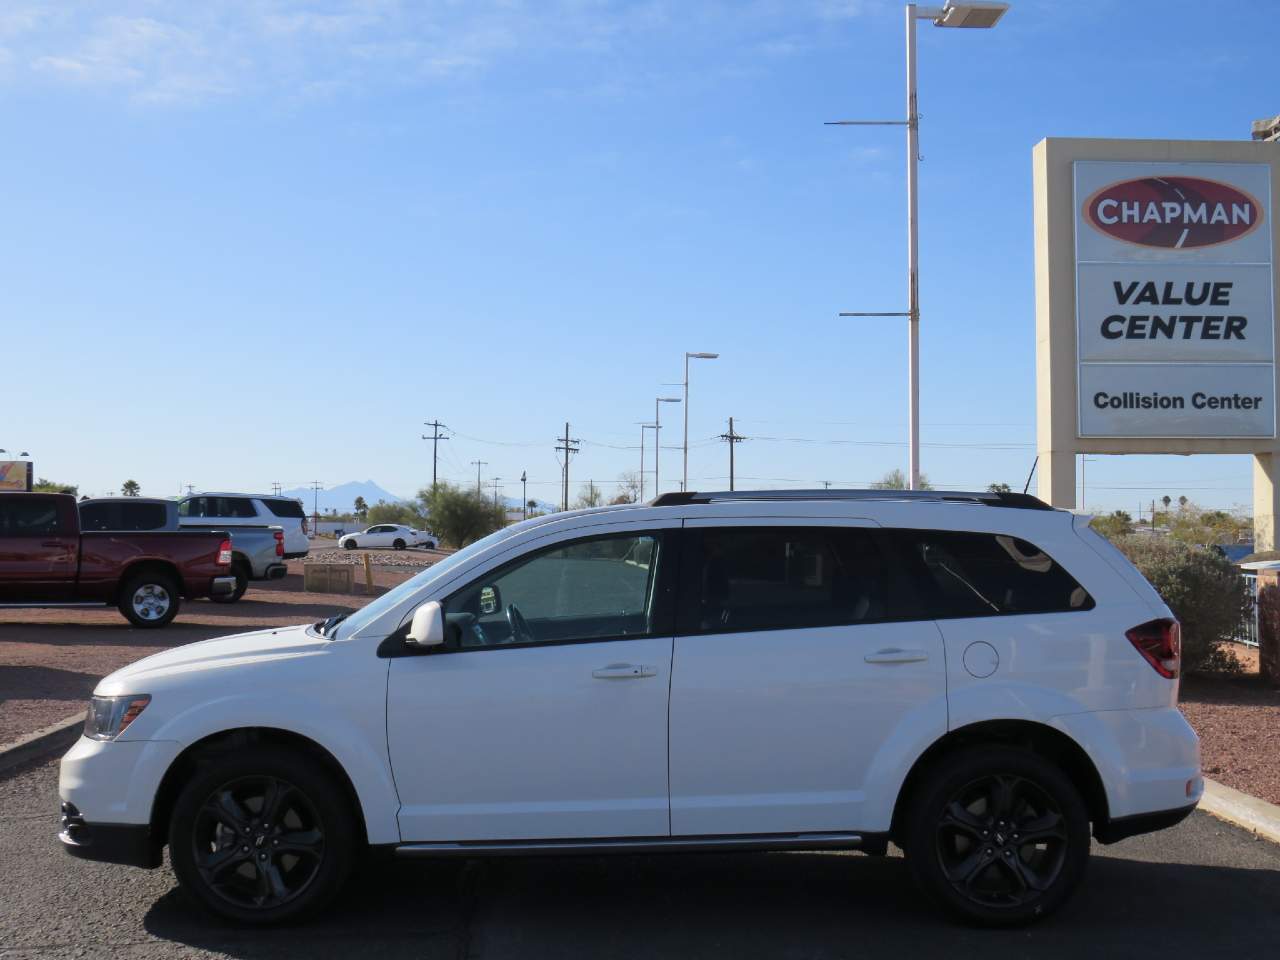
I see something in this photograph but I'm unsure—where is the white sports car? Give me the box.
[338,524,436,550]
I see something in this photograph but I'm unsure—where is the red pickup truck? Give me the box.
[0,492,235,628]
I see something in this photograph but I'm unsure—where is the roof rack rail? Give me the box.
[648,489,1053,511]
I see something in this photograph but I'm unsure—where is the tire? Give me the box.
[342,539,357,551]
[392,539,405,551]
[117,570,181,628]
[168,745,357,926]
[903,745,1090,927]
[211,560,249,604]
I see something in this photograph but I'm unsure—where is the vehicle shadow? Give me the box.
[143,848,1280,960]
[183,599,362,621]
[0,623,199,648]
[0,664,101,703]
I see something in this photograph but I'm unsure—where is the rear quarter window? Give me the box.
[263,498,306,519]
[895,530,1093,618]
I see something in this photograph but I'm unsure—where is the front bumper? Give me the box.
[210,575,237,596]
[59,801,161,868]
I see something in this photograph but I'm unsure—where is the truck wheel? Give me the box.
[118,571,181,628]
[392,539,406,550]
[903,745,1089,927]
[211,560,249,604]
[168,745,357,925]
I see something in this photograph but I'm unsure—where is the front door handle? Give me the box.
[592,663,657,680]
[864,648,929,664]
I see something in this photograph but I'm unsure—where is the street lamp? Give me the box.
[682,352,719,492]
[637,423,655,501]
[834,1,1007,491]
[0,450,30,457]
[654,397,681,495]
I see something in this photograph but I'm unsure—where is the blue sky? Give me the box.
[0,0,1274,514]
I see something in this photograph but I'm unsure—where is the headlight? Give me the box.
[84,695,151,741]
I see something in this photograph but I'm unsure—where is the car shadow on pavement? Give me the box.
[142,848,1280,960]
[0,664,101,703]
[0,623,214,648]
[184,599,362,621]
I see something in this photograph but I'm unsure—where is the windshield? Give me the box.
[328,524,521,640]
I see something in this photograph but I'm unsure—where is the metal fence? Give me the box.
[1238,571,1260,648]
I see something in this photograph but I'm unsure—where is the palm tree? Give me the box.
[353,496,368,521]
[1161,495,1172,511]
[1178,495,1188,510]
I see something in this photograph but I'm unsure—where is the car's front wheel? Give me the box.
[168,745,357,925]
[341,539,357,551]
[903,745,1089,926]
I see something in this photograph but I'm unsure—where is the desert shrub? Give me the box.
[1114,536,1247,674]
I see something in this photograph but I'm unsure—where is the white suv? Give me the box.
[178,493,310,558]
[58,489,1200,926]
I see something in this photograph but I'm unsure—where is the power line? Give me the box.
[470,460,487,495]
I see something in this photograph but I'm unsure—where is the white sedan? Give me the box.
[338,524,436,550]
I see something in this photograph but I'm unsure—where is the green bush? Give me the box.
[1114,536,1246,674]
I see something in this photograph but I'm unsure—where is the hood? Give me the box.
[96,623,328,695]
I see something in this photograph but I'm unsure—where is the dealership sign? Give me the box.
[0,461,32,492]
[1074,161,1275,438]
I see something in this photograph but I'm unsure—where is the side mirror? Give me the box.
[406,600,445,647]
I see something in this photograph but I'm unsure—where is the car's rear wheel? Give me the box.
[392,538,405,550]
[169,745,357,925]
[903,745,1089,926]
[118,570,181,628]
[211,559,249,604]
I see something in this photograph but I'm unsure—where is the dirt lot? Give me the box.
[1180,645,1280,806]
[0,557,432,744]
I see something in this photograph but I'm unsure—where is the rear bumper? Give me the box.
[263,563,287,580]
[283,551,308,560]
[1094,801,1199,844]
[210,575,237,596]
[59,802,160,868]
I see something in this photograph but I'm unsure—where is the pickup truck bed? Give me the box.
[0,493,235,628]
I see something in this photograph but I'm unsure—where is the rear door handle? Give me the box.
[592,663,657,680]
[864,648,929,664]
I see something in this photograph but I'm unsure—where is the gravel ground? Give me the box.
[305,546,449,567]
[1180,669,1280,806]
[4,757,1280,959]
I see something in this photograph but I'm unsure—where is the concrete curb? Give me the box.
[0,712,85,777]
[1201,777,1280,845]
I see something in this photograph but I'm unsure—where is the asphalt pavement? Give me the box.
[3,757,1279,959]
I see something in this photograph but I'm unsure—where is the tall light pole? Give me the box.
[521,471,528,520]
[682,352,719,492]
[637,423,655,501]
[654,397,681,496]
[833,1,1008,490]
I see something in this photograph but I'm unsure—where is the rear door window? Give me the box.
[80,502,168,531]
[676,526,919,635]
[895,530,1093,618]
[209,497,259,518]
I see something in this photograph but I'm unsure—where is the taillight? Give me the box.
[1126,618,1181,679]
[217,539,233,566]
[274,530,284,557]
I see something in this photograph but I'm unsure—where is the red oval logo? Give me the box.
[1084,176,1264,249]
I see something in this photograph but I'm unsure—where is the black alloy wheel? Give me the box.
[934,774,1068,909]
[191,776,325,912]
[169,746,356,924]
[904,745,1089,926]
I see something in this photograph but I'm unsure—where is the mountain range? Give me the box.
[279,480,404,515]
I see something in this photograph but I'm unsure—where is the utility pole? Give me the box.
[822,480,832,490]
[491,477,502,510]
[521,471,528,520]
[718,417,745,492]
[422,420,449,490]
[185,483,195,496]
[555,422,580,512]
[271,482,282,495]
[310,481,323,533]
[471,460,487,495]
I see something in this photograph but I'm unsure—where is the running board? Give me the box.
[394,832,863,858]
